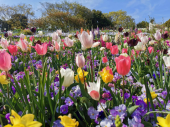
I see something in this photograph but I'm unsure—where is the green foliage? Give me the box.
[23,29,32,35]
[164,19,170,28]
[137,21,149,28]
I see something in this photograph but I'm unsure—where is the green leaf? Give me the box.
[127,105,139,117]
[141,120,153,127]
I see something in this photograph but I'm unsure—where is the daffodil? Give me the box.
[151,91,157,99]
[98,67,113,83]
[4,110,42,127]
[0,75,9,84]
[59,114,79,127]
[157,114,170,127]
[75,68,88,84]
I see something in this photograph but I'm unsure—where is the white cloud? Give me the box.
[126,0,137,7]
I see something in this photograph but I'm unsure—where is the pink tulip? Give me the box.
[8,45,18,55]
[20,34,25,39]
[19,39,28,52]
[0,38,9,49]
[110,45,119,55]
[57,30,62,36]
[115,55,131,76]
[131,49,140,58]
[78,31,93,49]
[154,30,161,41]
[64,37,74,47]
[29,36,34,42]
[0,50,12,71]
[76,53,85,68]
[122,48,127,53]
[55,42,60,52]
[148,46,154,54]
[102,56,108,63]
[49,46,55,52]
[33,43,48,55]
[106,42,112,49]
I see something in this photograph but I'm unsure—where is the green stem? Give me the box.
[122,76,125,104]
[99,101,108,118]
[89,50,93,82]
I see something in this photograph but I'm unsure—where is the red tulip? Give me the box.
[102,56,108,63]
[106,42,112,49]
[33,43,48,55]
[148,46,154,54]
[115,55,131,76]
[0,50,12,71]
[110,45,119,55]
[8,45,18,55]
[122,48,127,53]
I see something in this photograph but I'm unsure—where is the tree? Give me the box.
[137,21,149,28]
[164,19,170,29]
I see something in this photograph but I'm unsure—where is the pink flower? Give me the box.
[110,45,119,55]
[102,56,108,63]
[122,48,128,53]
[29,36,34,42]
[0,38,9,49]
[33,43,48,55]
[115,55,131,76]
[8,45,18,55]
[0,50,12,71]
[64,37,74,47]
[106,42,112,49]
[76,53,85,68]
[148,46,154,54]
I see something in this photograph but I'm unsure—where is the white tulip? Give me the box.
[100,47,105,51]
[7,31,13,37]
[103,35,109,41]
[38,31,43,36]
[149,40,155,45]
[60,68,74,87]
[134,42,144,51]
[52,32,59,41]
[68,34,73,38]
[163,56,170,69]
[57,30,62,36]
[141,36,148,45]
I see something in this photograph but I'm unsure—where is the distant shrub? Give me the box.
[23,29,32,35]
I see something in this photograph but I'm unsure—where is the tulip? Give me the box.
[148,46,154,54]
[154,30,161,41]
[20,34,25,39]
[52,32,59,41]
[54,37,61,52]
[31,27,36,33]
[141,36,148,45]
[163,56,170,69]
[33,43,48,55]
[78,31,93,49]
[7,31,12,37]
[106,42,112,49]
[134,42,145,51]
[87,77,100,101]
[124,32,129,37]
[49,46,55,52]
[127,39,138,47]
[122,48,127,53]
[162,33,169,39]
[103,35,109,41]
[64,37,74,47]
[102,56,108,63]
[60,68,74,87]
[29,36,34,42]
[110,45,119,55]
[100,47,105,51]
[8,45,18,55]
[118,27,123,32]
[18,39,28,52]
[157,114,170,127]
[0,38,9,49]
[149,40,155,45]
[38,31,43,36]
[76,53,85,68]
[91,42,100,48]
[94,30,98,35]
[68,34,73,38]
[115,55,131,76]
[57,30,62,36]
[0,50,12,71]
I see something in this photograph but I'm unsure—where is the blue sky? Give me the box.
[0,0,169,24]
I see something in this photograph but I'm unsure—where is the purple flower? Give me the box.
[136,100,147,111]
[65,97,74,106]
[128,116,144,127]
[100,118,113,127]
[5,113,10,122]
[114,104,127,117]
[60,105,68,114]
[53,120,64,127]
[88,107,99,119]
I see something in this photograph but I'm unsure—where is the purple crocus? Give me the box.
[65,97,74,106]
[60,105,68,114]
[88,107,99,119]
[136,100,147,111]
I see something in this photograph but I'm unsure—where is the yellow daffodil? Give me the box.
[4,110,42,127]
[59,114,79,127]
[75,68,88,84]
[0,75,10,84]
[98,68,113,83]
[157,114,170,127]
[56,55,59,59]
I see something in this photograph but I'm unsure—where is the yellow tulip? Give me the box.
[59,114,79,127]
[98,68,113,83]
[0,75,9,85]
[75,68,88,84]
[4,110,42,127]
[157,114,170,127]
